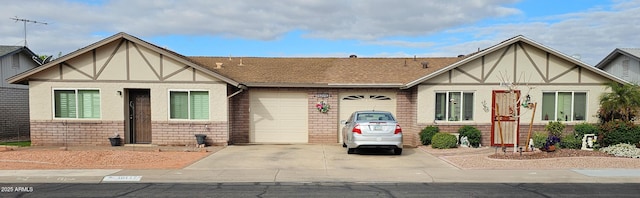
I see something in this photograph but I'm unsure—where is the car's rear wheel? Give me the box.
[393,148,402,155]
[347,148,356,154]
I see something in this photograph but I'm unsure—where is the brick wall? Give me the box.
[30,120,124,146]
[151,121,228,146]
[396,88,419,147]
[0,87,30,140]
[229,90,249,143]
[308,89,339,143]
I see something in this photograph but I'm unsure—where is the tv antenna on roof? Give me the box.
[10,16,48,47]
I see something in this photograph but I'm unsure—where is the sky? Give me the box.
[2,0,640,65]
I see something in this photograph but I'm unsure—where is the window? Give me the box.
[54,89,100,118]
[169,90,209,120]
[541,91,586,121]
[435,91,474,121]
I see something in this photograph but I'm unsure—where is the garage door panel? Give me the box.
[338,92,396,143]
[250,91,308,143]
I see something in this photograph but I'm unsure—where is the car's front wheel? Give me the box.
[393,148,402,155]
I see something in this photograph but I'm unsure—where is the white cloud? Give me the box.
[1,0,519,56]
[437,1,640,65]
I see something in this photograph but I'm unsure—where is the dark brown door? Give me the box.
[129,89,151,143]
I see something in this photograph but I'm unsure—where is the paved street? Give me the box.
[2,183,640,197]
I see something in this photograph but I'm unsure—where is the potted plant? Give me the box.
[543,121,565,152]
[108,133,122,146]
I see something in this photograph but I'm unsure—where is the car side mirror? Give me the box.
[340,120,347,125]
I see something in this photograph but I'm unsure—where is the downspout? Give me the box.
[226,84,248,145]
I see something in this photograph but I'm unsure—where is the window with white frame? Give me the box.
[169,90,209,120]
[54,89,101,119]
[541,91,586,121]
[435,91,474,121]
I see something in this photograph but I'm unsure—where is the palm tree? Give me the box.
[598,82,640,122]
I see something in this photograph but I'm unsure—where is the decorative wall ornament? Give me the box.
[316,101,330,113]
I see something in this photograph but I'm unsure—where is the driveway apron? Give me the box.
[184,144,457,182]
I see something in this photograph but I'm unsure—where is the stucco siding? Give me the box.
[29,81,228,121]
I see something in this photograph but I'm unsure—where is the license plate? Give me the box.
[373,125,382,131]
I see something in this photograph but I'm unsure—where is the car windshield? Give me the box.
[356,113,394,121]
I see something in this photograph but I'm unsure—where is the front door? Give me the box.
[491,90,520,147]
[128,89,151,143]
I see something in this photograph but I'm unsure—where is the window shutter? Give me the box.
[190,91,209,119]
[55,90,77,118]
[170,92,189,119]
[78,90,100,118]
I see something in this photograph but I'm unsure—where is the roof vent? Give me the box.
[215,62,223,69]
[238,58,244,66]
[421,62,429,68]
[349,54,357,58]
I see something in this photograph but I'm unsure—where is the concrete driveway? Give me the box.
[184,144,458,182]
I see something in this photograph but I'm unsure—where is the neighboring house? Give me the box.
[8,33,626,147]
[595,48,640,84]
[0,46,40,140]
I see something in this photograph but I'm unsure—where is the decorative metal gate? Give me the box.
[491,90,520,147]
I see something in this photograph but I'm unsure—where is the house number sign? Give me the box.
[316,93,330,98]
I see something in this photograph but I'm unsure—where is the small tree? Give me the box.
[598,82,640,123]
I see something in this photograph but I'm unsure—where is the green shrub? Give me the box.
[599,121,640,147]
[532,131,547,149]
[545,121,565,137]
[431,133,458,149]
[574,122,599,137]
[560,133,582,149]
[419,126,439,145]
[457,126,481,147]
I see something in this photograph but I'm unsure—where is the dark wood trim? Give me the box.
[546,52,550,80]
[27,79,225,84]
[518,43,548,83]
[578,66,582,83]
[131,42,162,80]
[421,82,603,86]
[163,65,191,80]
[126,40,130,81]
[96,39,125,79]
[159,54,164,81]
[192,68,196,81]
[62,62,93,79]
[484,44,512,80]
[513,43,517,83]
[549,66,579,82]
[454,68,482,83]
[448,70,452,83]
[58,63,63,80]
[481,56,485,82]
[92,49,97,80]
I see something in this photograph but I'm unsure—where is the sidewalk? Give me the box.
[0,145,639,184]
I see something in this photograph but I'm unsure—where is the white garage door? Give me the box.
[338,92,396,142]
[250,90,308,143]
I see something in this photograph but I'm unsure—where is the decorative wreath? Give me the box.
[315,101,330,113]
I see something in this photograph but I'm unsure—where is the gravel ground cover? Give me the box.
[0,146,216,170]
[421,146,640,170]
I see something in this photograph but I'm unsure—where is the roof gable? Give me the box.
[0,45,37,59]
[7,33,239,86]
[405,35,627,88]
[595,48,640,69]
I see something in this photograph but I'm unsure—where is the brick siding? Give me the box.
[30,120,124,146]
[151,121,228,146]
[0,87,30,140]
